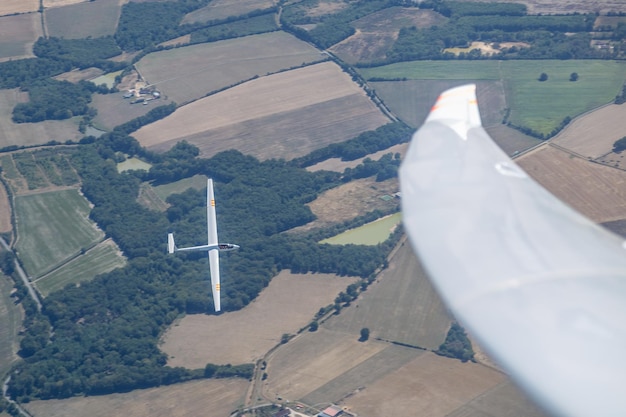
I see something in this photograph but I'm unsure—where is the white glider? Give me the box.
[399,84,626,417]
[168,178,239,312]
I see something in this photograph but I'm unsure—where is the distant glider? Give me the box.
[399,84,626,417]
[168,179,239,312]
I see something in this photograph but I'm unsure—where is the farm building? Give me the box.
[317,405,343,417]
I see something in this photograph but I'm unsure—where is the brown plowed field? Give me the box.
[517,144,626,223]
[133,62,389,160]
[160,271,358,368]
[552,104,626,158]
[23,379,248,417]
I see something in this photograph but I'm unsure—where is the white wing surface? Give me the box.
[399,84,626,417]
[207,179,221,312]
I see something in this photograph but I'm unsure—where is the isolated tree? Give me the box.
[309,321,318,332]
[359,327,370,342]
[538,72,548,82]
[570,72,579,81]
[613,136,626,153]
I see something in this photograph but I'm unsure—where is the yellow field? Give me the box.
[23,379,248,417]
[133,61,389,160]
[552,103,626,158]
[0,0,39,15]
[160,271,358,368]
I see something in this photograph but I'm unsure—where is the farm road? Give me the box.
[0,237,41,312]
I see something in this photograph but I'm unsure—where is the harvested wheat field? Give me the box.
[160,271,357,368]
[0,13,43,62]
[552,104,626,158]
[0,0,39,15]
[23,379,248,417]
[264,328,390,402]
[517,144,626,223]
[133,62,389,160]
[341,351,547,417]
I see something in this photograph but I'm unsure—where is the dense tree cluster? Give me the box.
[613,136,626,152]
[12,80,101,123]
[189,10,278,44]
[291,122,412,168]
[436,322,475,362]
[33,36,123,71]
[115,0,211,50]
[0,58,71,90]
[422,1,527,18]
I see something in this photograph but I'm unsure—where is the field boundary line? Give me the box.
[32,237,106,283]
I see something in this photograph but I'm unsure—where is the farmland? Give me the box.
[0,90,83,149]
[133,61,390,160]
[14,189,104,278]
[91,92,174,132]
[182,0,275,24]
[0,0,39,16]
[330,7,447,64]
[289,177,400,233]
[552,103,626,158]
[34,239,126,297]
[22,378,248,417]
[517,144,626,223]
[44,0,123,39]
[320,212,402,245]
[360,60,626,135]
[0,13,43,62]
[160,271,358,368]
[134,32,326,104]
[0,182,10,233]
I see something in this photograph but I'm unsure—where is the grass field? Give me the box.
[23,378,249,417]
[0,90,83,149]
[517,144,626,223]
[44,0,122,39]
[34,239,126,297]
[0,13,43,62]
[0,272,23,378]
[134,61,389,160]
[361,60,626,135]
[160,271,358,368]
[135,32,326,104]
[117,157,152,173]
[320,212,401,245]
[182,0,274,24]
[14,189,104,278]
[0,0,39,15]
[153,174,208,200]
[91,92,174,132]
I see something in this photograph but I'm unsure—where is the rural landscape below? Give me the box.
[1,0,626,416]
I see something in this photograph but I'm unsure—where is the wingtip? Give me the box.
[425,83,481,131]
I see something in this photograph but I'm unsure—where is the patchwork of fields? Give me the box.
[0,0,39,16]
[360,60,626,136]
[135,32,326,104]
[133,61,390,160]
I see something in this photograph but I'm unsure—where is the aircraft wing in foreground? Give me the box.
[399,84,626,417]
[168,179,239,312]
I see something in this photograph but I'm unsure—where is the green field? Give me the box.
[321,212,402,245]
[153,174,208,200]
[117,157,152,173]
[34,240,126,297]
[360,60,626,135]
[14,189,104,278]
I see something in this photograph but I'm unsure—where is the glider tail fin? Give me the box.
[167,233,176,254]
